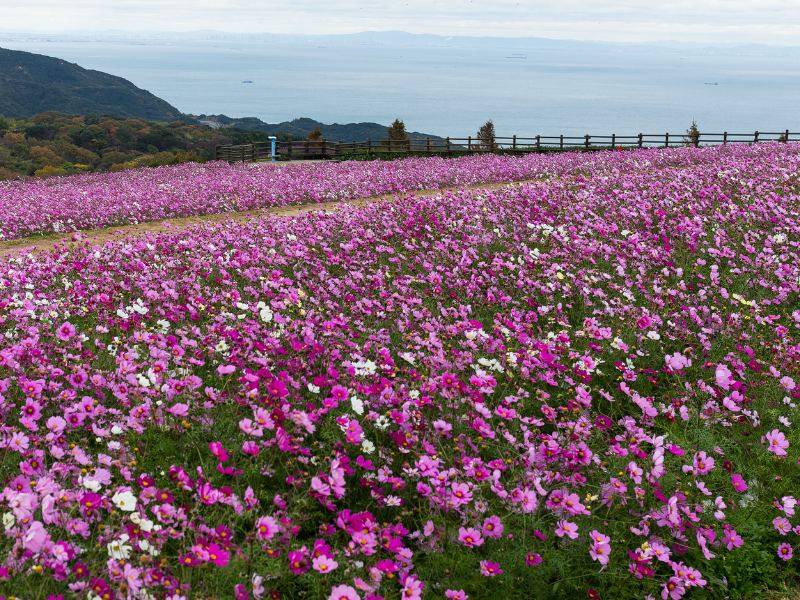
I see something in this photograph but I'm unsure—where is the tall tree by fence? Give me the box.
[684,120,700,147]
[386,118,410,152]
[477,120,497,151]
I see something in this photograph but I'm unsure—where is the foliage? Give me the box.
[308,127,323,141]
[0,112,274,179]
[386,118,411,151]
[684,120,701,147]
[477,119,497,150]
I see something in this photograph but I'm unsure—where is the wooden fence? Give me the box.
[215,130,798,162]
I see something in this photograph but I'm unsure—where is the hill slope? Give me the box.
[0,47,183,121]
[194,115,446,143]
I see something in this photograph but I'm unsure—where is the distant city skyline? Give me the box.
[3,0,800,45]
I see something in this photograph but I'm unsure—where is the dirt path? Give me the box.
[0,178,538,258]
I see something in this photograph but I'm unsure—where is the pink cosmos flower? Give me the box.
[56,321,76,341]
[312,554,338,573]
[458,527,484,548]
[167,403,190,417]
[445,591,468,600]
[525,552,543,566]
[692,451,715,475]
[661,577,685,600]
[401,575,424,600]
[773,516,792,535]
[555,520,579,540]
[778,543,793,561]
[256,516,279,541]
[479,560,503,577]
[482,515,504,539]
[722,527,744,550]
[209,441,230,462]
[589,530,611,565]
[715,364,734,390]
[766,429,789,456]
[328,584,360,600]
[665,352,691,372]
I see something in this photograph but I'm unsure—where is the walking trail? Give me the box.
[0,177,540,258]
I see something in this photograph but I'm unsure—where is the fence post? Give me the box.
[512,135,517,151]
[584,134,590,149]
[559,134,564,149]
[536,135,541,151]
[754,131,759,144]
[427,137,431,152]
[468,136,472,151]
[785,129,790,143]
[723,131,728,145]
[665,132,669,147]
[638,133,643,148]
[611,133,616,148]
[446,137,451,155]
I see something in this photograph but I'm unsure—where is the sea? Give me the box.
[1,31,799,138]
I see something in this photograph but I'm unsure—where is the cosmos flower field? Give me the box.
[1,144,800,599]
[0,152,606,241]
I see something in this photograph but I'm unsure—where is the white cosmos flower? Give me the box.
[350,397,364,415]
[107,534,132,559]
[112,490,137,512]
[259,305,273,323]
[82,478,102,492]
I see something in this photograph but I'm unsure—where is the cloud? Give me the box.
[3,0,800,44]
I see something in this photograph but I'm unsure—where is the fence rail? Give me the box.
[215,130,798,162]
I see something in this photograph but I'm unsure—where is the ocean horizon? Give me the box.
[1,31,799,138]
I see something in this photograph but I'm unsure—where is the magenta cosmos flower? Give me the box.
[479,560,503,577]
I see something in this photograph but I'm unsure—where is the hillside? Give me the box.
[0,112,272,178]
[194,114,446,142]
[0,47,183,121]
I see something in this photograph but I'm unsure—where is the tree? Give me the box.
[477,120,497,151]
[307,127,323,142]
[386,119,410,152]
[684,120,700,147]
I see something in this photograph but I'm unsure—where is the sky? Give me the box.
[2,0,800,45]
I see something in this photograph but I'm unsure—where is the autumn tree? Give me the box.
[386,119,410,152]
[307,127,323,141]
[477,120,497,151]
[684,120,700,147]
